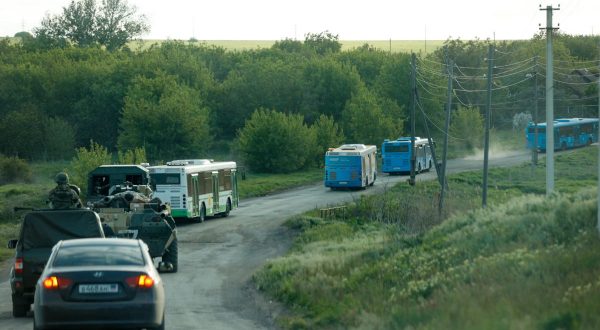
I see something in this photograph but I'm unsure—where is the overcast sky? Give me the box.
[1,0,599,40]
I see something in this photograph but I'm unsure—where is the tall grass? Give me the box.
[254,146,600,329]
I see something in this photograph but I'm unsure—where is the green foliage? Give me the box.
[0,107,76,160]
[117,147,147,164]
[118,72,211,161]
[255,147,600,329]
[342,87,404,145]
[0,156,33,185]
[237,109,316,173]
[449,106,484,150]
[70,140,111,193]
[312,115,345,166]
[304,31,342,55]
[34,0,149,51]
[238,168,323,198]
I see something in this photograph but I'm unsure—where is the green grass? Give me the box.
[254,146,600,329]
[239,167,323,198]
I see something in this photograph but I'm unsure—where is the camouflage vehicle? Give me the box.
[7,209,105,317]
[88,165,179,273]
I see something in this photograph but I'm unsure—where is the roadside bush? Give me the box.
[449,106,484,150]
[70,140,111,195]
[0,156,33,185]
[312,115,345,166]
[117,147,147,165]
[237,108,317,173]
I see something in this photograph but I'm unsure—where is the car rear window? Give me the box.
[53,244,145,267]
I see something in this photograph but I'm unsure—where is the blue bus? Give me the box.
[382,137,433,175]
[324,144,377,189]
[526,118,599,151]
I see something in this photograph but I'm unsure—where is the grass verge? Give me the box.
[239,168,323,198]
[254,146,599,329]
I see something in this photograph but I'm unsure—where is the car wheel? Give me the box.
[162,238,178,273]
[12,295,28,318]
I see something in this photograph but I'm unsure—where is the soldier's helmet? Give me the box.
[55,172,69,185]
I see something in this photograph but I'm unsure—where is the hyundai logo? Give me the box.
[93,272,103,278]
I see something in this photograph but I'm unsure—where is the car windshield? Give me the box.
[53,244,145,267]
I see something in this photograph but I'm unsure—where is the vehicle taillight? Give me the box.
[126,274,154,289]
[14,258,23,275]
[42,276,72,290]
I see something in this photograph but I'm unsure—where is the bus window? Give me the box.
[151,173,181,185]
[384,144,409,153]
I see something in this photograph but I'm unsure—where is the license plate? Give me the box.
[78,284,119,294]
[339,182,347,185]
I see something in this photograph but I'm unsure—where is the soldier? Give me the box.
[48,172,82,209]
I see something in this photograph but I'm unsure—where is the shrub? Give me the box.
[70,140,111,195]
[237,108,317,173]
[449,106,484,150]
[0,156,33,185]
[312,115,345,166]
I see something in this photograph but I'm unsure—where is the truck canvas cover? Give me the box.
[19,210,105,250]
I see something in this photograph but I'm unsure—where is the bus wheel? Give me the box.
[588,138,593,146]
[417,164,422,174]
[370,173,376,186]
[222,199,231,217]
[429,160,433,172]
[561,142,567,151]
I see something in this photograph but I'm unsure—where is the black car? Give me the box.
[33,238,165,330]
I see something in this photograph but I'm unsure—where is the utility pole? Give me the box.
[439,52,453,216]
[482,44,494,208]
[533,56,539,166]
[541,4,559,196]
[409,53,417,186]
[416,89,443,187]
[597,41,600,235]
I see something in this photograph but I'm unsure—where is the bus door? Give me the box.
[191,174,200,217]
[231,169,239,207]
[212,171,220,213]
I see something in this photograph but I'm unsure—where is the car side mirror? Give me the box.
[7,239,18,249]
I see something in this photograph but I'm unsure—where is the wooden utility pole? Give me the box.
[540,5,559,195]
[409,53,417,186]
[482,44,494,208]
[439,54,453,216]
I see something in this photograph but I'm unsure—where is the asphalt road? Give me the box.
[0,150,531,330]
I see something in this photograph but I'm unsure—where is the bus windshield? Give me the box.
[384,144,409,153]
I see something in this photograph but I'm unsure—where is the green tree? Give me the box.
[237,108,316,173]
[312,115,345,166]
[117,147,147,164]
[34,0,148,50]
[304,31,342,55]
[449,106,484,150]
[70,140,112,194]
[118,72,211,161]
[342,88,404,145]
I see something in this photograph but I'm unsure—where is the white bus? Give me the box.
[148,159,239,222]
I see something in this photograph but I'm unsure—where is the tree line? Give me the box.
[1,3,598,172]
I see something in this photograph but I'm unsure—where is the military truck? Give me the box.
[87,165,179,273]
[7,209,105,317]
[87,164,151,203]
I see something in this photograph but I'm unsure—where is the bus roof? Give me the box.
[383,137,430,145]
[529,118,599,128]
[148,160,237,174]
[326,144,376,156]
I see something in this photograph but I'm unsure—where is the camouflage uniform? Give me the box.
[48,172,82,209]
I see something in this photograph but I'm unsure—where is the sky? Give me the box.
[1,0,599,41]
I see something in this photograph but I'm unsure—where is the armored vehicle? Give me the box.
[7,209,105,317]
[88,165,179,273]
[87,165,151,203]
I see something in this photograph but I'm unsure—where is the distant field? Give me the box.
[3,36,445,53]
[130,39,446,54]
